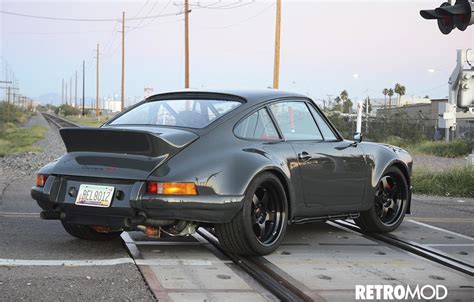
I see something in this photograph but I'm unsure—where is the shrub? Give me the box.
[56,104,80,116]
[412,167,474,197]
[416,140,471,158]
[0,124,48,156]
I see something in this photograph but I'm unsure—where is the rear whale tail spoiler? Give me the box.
[59,127,178,157]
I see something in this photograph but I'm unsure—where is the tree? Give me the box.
[332,96,342,112]
[394,83,406,107]
[388,89,394,109]
[382,88,388,108]
[340,90,349,113]
[343,98,353,113]
[363,96,372,113]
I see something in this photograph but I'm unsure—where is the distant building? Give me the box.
[104,98,121,112]
[376,99,473,140]
[398,96,432,107]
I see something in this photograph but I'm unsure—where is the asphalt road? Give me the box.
[410,195,474,237]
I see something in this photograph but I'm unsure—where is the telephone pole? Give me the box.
[75,70,78,108]
[82,60,85,116]
[327,94,333,109]
[96,43,100,118]
[65,80,68,105]
[61,78,64,104]
[184,0,190,89]
[273,0,282,89]
[69,77,72,106]
[4,61,8,102]
[121,11,125,112]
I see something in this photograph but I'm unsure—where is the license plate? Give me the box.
[75,184,115,208]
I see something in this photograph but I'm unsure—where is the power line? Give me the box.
[132,0,161,29]
[197,2,275,30]
[0,9,186,22]
[188,0,256,10]
[129,0,173,31]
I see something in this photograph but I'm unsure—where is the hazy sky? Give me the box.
[0,0,472,105]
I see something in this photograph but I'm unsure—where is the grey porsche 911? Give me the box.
[32,89,413,255]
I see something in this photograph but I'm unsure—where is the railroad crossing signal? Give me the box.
[420,0,474,34]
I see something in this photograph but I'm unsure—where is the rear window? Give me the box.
[109,99,241,129]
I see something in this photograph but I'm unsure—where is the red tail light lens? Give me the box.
[147,181,158,194]
[36,174,49,187]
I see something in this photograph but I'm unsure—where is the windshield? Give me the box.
[109,99,242,129]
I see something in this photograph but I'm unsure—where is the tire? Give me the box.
[355,166,409,233]
[61,221,122,241]
[215,172,288,256]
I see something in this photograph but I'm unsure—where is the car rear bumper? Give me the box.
[31,176,244,227]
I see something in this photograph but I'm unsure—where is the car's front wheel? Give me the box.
[355,166,409,233]
[61,221,122,241]
[215,172,288,256]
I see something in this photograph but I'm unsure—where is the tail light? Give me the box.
[36,174,49,187]
[146,182,197,195]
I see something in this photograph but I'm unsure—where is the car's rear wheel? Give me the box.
[61,221,122,241]
[355,166,408,233]
[215,172,288,256]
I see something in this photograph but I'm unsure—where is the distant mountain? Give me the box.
[35,93,61,105]
[35,93,94,107]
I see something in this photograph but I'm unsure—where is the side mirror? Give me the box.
[353,132,363,144]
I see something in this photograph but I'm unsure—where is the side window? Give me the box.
[234,108,280,140]
[308,105,338,141]
[269,101,323,140]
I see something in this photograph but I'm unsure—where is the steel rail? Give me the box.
[331,220,474,277]
[41,112,81,128]
[196,228,314,302]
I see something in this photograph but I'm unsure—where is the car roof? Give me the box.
[145,89,309,106]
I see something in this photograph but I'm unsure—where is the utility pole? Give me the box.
[65,81,68,105]
[184,0,190,89]
[327,94,333,109]
[75,70,78,108]
[273,0,282,89]
[4,61,8,102]
[82,60,85,116]
[121,11,125,112]
[69,77,72,106]
[96,43,100,118]
[61,78,64,104]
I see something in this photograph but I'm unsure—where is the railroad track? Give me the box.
[196,228,315,302]
[41,112,81,128]
[331,220,474,277]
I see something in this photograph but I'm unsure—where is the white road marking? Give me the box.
[407,220,474,241]
[0,258,134,266]
[0,258,216,267]
[0,212,39,218]
[424,243,474,247]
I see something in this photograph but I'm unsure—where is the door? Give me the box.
[268,100,367,210]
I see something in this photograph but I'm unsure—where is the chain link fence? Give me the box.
[326,111,474,144]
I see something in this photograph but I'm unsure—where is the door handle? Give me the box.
[298,151,312,160]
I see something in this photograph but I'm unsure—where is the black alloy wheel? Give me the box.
[251,184,285,246]
[215,172,288,255]
[355,166,408,233]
